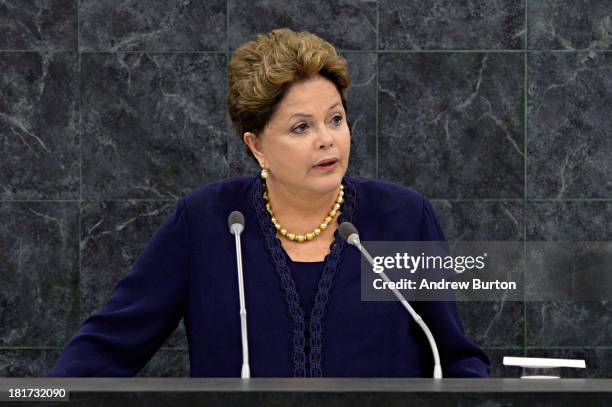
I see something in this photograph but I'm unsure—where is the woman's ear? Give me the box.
[243,132,265,165]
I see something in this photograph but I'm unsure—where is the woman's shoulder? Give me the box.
[346,175,427,210]
[346,175,444,239]
[180,175,256,216]
[186,175,254,198]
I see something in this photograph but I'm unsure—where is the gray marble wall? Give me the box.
[1,1,610,378]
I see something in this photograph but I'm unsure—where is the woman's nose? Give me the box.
[316,128,334,149]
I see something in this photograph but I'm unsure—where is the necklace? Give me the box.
[263,183,344,243]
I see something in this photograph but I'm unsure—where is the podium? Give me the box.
[1,378,611,406]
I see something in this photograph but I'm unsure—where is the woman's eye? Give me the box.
[292,124,308,134]
[292,115,343,134]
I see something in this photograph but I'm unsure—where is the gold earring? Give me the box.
[260,167,269,179]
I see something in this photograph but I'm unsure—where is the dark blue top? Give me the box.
[290,260,325,320]
[289,259,325,373]
[47,173,491,378]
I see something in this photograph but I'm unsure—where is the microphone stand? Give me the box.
[341,223,443,379]
[229,211,250,378]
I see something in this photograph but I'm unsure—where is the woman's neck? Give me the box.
[264,177,341,233]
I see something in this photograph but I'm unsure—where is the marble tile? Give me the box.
[526,202,612,241]
[343,52,377,179]
[378,52,524,199]
[80,200,186,348]
[433,201,525,347]
[527,52,612,199]
[525,202,612,302]
[0,202,79,347]
[228,52,377,178]
[526,202,612,347]
[0,0,77,50]
[482,348,523,378]
[229,0,377,51]
[380,0,524,50]
[137,349,190,377]
[0,349,62,377]
[523,203,612,303]
[526,301,612,347]
[526,348,612,378]
[528,0,612,50]
[80,52,228,200]
[457,301,524,348]
[432,201,524,241]
[79,0,226,51]
[0,52,79,200]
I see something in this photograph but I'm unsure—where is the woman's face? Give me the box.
[245,74,351,195]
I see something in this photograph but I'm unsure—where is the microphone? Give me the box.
[227,211,250,378]
[228,211,245,235]
[338,222,443,379]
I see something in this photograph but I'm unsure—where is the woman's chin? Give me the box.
[308,169,344,189]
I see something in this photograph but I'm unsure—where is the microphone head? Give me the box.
[228,211,245,233]
[338,222,359,242]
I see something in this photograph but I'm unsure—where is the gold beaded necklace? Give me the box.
[263,183,344,243]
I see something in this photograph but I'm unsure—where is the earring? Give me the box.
[260,166,269,179]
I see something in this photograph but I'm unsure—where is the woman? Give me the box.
[48,28,490,378]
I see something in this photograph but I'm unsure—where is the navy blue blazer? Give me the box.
[47,173,491,377]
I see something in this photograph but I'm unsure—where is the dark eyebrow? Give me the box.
[288,102,342,120]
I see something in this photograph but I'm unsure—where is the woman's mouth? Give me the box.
[313,159,339,171]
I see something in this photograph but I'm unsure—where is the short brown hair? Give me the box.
[227,28,352,163]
